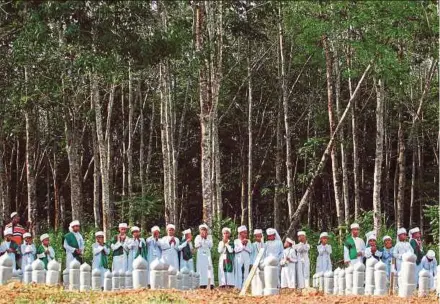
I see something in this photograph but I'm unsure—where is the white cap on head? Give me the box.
[410,227,420,235]
[383,235,392,242]
[222,227,231,234]
[350,223,360,230]
[297,231,306,237]
[397,228,407,235]
[365,231,376,242]
[367,234,377,242]
[320,232,328,239]
[266,228,276,236]
[40,233,49,242]
[4,228,12,236]
[237,225,247,233]
[151,226,160,233]
[286,237,295,245]
[253,229,263,235]
[118,223,128,229]
[199,224,208,230]
[23,232,32,239]
[70,220,80,228]
[427,250,435,259]
[182,229,191,235]
[130,226,140,233]
[95,231,105,237]
[166,224,175,230]
[10,212,18,219]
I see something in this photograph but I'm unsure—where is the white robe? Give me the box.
[111,235,129,272]
[250,241,266,265]
[316,244,332,273]
[126,237,147,272]
[421,256,437,289]
[36,245,55,265]
[146,236,162,285]
[393,241,413,273]
[1,241,17,270]
[281,247,297,288]
[21,243,36,269]
[63,232,85,268]
[92,243,110,287]
[195,235,214,286]
[265,240,284,262]
[218,240,235,287]
[159,236,180,271]
[343,236,365,265]
[296,242,310,288]
[233,239,252,289]
[178,240,194,272]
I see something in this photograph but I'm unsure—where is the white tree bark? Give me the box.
[396,111,405,229]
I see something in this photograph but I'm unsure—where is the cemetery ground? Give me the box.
[2,283,438,304]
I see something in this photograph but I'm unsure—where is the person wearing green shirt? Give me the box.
[409,227,424,282]
[92,231,110,288]
[344,223,366,266]
[63,220,85,266]
[37,233,55,270]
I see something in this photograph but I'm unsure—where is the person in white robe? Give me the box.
[234,225,252,289]
[1,228,20,270]
[179,229,194,271]
[218,227,235,288]
[146,226,162,286]
[343,223,366,266]
[21,232,36,270]
[409,227,424,283]
[381,235,394,279]
[421,250,437,289]
[393,228,413,273]
[111,223,129,272]
[63,220,85,268]
[364,234,382,260]
[92,231,110,288]
[159,224,180,270]
[195,224,214,288]
[295,230,310,288]
[250,229,265,292]
[126,226,148,271]
[265,228,283,262]
[280,237,297,289]
[36,234,55,269]
[316,232,332,273]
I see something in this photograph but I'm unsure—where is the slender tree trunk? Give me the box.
[240,164,246,226]
[409,145,416,226]
[0,139,10,223]
[91,98,101,228]
[139,81,146,231]
[396,110,406,228]
[247,40,253,233]
[145,99,155,183]
[127,62,134,224]
[417,134,424,232]
[274,93,283,231]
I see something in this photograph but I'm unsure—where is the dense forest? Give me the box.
[0,1,438,241]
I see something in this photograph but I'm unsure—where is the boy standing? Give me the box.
[21,232,36,269]
[63,220,85,266]
[37,233,55,269]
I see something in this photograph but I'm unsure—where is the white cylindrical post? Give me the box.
[251,266,265,296]
[118,270,125,289]
[193,272,200,289]
[437,265,440,296]
[150,260,161,289]
[69,260,80,291]
[23,265,33,284]
[168,266,177,289]
[365,258,378,295]
[352,262,365,295]
[80,263,91,291]
[91,268,102,291]
[345,265,354,295]
[112,270,119,291]
[263,256,280,296]
[418,269,430,297]
[46,260,60,286]
[338,268,346,295]
[324,271,334,295]
[104,270,112,291]
[373,261,387,296]
[62,269,69,289]
[318,272,324,292]
[125,271,133,289]
[176,272,183,290]
[160,263,169,289]
[188,272,194,290]
[398,253,416,298]
[181,267,190,290]
[32,259,46,284]
[0,254,13,285]
[133,256,148,289]
[333,268,339,295]
[312,274,317,288]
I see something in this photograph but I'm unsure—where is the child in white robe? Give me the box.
[92,231,110,288]
[195,224,214,288]
[234,225,252,289]
[421,250,437,290]
[218,227,235,288]
[1,228,20,270]
[364,234,382,260]
[159,224,181,271]
[265,228,283,262]
[250,229,265,293]
[316,232,332,273]
[111,223,129,272]
[281,237,297,289]
[126,226,147,271]
[179,229,194,272]
[296,231,310,288]
[393,228,413,273]
[21,232,36,270]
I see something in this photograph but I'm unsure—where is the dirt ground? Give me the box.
[2,283,438,303]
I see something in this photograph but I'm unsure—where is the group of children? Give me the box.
[0,215,437,291]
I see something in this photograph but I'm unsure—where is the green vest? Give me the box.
[181,238,192,261]
[135,239,148,260]
[97,243,110,269]
[64,232,82,262]
[344,235,358,260]
[37,245,50,269]
[111,235,126,257]
[410,239,424,265]
[223,242,234,273]
[6,240,20,269]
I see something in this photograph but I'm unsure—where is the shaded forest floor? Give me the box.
[3,282,438,303]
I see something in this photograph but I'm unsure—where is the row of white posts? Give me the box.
[312,252,438,298]
[0,254,200,291]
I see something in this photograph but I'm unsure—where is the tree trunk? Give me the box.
[0,139,10,223]
[25,110,37,236]
[396,110,405,228]
[372,79,385,233]
[139,81,146,231]
[274,92,283,231]
[409,145,416,226]
[247,40,253,233]
[127,62,134,224]
[91,97,101,228]
[278,3,294,219]
[323,36,344,232]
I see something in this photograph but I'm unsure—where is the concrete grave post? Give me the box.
[23,265,33,284]
[324,271,334,295]
[104,270,112,291]
[0,254,13,285]
[180,267,190,290]
[168,266,177,289]
[91,268,102,291]
[338,268,346,295]
[125,270,133,289]
[373,261,387,296]
[345,265,354,295]
[80,263,91,291]
[118,270,125,289]
[418,269,430,297]
[68,259,80,291]
[133,256,148,289]
[365,257,378,295]
[263,256,280,296]
[398,253,416,298]
[333,268,339,295]
[352,262,365,295]
[112,270,119,291]
[32,259,46,284]
[46,260,60,286]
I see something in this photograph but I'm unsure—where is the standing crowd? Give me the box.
[0,211,437,290]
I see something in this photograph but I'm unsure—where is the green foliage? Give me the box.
[424,204,439,244]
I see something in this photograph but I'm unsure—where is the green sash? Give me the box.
[181,238,192,261]
[344,235,358,260]
[135,239,148,260]
[37,245,50,269]
[410,239,424,265]
[223,242,234,273]
[111,235,125,257]
[99,243,109,269]
[64,232,82,262]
